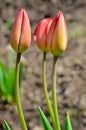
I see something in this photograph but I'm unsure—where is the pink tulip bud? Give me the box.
[47,11,67,56]
[10,9,31,53]
[34,18,52,52]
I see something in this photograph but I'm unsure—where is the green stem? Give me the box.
[52,56,60,130]
[15,53,27,130]
[42,52,56,129]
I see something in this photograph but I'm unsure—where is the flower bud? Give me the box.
[10,9,31,53]
[47,11,67,56]
[34,18,52,52]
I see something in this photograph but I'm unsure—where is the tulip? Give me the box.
[10,9,31,53]
[34,18,52,52]
[47,11,67,56]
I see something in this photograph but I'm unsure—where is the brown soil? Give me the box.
[0,0,86,130]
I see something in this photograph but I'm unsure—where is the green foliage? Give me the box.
[0,60,23,104]
[3,120,11,130]
[64,113,72,130]
[38,107,52,130]
[5,20,12,30]
[8,48,15,70]
[70,29,83,39]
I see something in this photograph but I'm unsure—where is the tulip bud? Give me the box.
[10,9,31,53]
[34,18,52,52]
[47,11,67,56]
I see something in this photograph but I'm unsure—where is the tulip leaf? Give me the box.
[38,107,52,130]
[0,59,24,104]
[3,120,11,130]
[64,112,72,130]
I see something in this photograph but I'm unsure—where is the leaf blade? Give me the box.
[64,112,72,130]
[3,120,11,130]
[38,107,52,130]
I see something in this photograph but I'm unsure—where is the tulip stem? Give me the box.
[42,52,56,129]
[15,53,27,130]
[52,56,60,130]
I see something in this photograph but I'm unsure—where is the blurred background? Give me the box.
[0,0,86,130]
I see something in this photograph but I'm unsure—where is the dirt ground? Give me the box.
[0,0,86,130]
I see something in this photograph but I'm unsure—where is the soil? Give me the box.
[0,0,86,130]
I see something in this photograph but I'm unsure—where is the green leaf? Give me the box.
[0,66,7,96]
[3,120,11,130]
[64,112,72,130]
[8,49,15,70]
[0,60,6,72]
[0,58,24,104]
[7,68,15,93]
[38,107,52,130]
